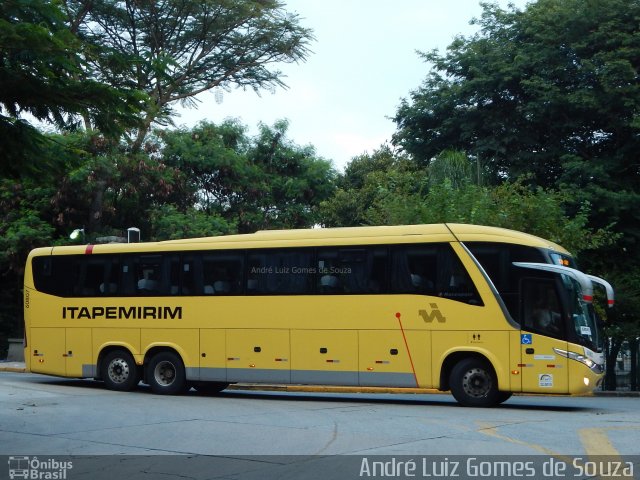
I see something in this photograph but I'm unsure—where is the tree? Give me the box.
[321,148,616,255]
[63,0,314,150]
[57,0,314,235]
[320,146,427,227]
[392,0,640,243]
[160,119,336,233]
[0,0,146,176]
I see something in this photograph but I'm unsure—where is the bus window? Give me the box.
[521,277,564,339]
[391,244,482,305]
[247,250,312,295]
[390,245,438,295]
[101,258,121,295]
[166,255,197,296]
[32,255,77,297]
[76,258,108,296]
[317,247,387,294]
[135,255,163,295]
[203,253,243,295]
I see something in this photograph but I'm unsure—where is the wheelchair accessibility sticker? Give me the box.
[521,334,532,345]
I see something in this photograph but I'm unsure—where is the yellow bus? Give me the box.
[23,223,614,407]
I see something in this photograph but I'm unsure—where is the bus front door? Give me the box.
[519,277,569,394]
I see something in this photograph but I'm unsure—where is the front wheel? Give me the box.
[102,350,140,392]
[497,391,513,404]
[449,357,500,407]
[146,351,188,395]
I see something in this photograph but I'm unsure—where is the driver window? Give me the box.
[521,278,564,339]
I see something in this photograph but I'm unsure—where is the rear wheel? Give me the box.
[146,351,188,395]
[449,357,499,407]
[101,350,139,392]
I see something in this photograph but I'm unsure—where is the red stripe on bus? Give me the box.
[85,245,94,255]
[395,312,419,387]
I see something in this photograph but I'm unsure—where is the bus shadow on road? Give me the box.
[200,388,600,413]
[33,377,602,413]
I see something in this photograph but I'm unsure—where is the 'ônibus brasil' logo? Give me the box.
[419,303,446,323]
[8,456,73,479]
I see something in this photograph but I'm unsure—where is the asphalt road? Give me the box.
[1,371,639,458]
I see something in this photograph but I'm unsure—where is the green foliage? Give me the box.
[321,148,617,257]
[320,146,426,227]
[392,0,640,243]
[148,205,234,241]
[428,149,475,188]
[0,179,55,272]
[64,0,315,149]
[0,0,146,176]
[161,120,336,233]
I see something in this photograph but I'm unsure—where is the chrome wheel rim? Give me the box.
[462,367,492,398]
[154,361,176,387]
[107,358,130,384]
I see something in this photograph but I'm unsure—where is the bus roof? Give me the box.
[446,224,570,255]
[31,223,571,256]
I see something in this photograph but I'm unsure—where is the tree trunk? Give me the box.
[88,179,107,235]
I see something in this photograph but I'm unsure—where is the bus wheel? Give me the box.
[102,350,140,392]
[146,351,187,395]
[497,391,513,404]
[192,382,229,395]
[449,357,499,407]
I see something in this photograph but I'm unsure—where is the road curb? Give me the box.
[0,362,27,373]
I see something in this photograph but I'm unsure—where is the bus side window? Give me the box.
[247,250,312,295]
[203,253,243,295]
[437,246,483,305]
[135,256,163,295]
[77,259,107,296]
[168,256,181,295]
[317,247,387,294]
[32,256,77,297]
[391,244,482,305]
[317,249,343,294]
[119,259,136,295]
[390,246,438,295]
[521,277,564,339]
[101,258,120,295]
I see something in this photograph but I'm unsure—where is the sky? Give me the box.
[176,0,529,171]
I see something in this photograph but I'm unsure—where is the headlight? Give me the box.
[553,348,602,373]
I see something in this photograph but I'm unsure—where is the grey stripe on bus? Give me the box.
[84,364,416,388]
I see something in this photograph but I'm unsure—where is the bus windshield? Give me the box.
[561,274,601,352]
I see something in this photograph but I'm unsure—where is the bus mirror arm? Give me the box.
[512,262,594,304]
[585,274,615,308]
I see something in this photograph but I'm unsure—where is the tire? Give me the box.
[192,382,229,395]
[146,351,188,395]
[449,357,500,407]
[497,391,513,404]
[101,350,140,392]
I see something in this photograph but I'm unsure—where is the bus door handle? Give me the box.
[63,351,73,358]
[525,348,534,355]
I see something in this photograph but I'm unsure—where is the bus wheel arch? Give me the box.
[441,352,501,407]
[99,348,141,392]
[144,348,188,395]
